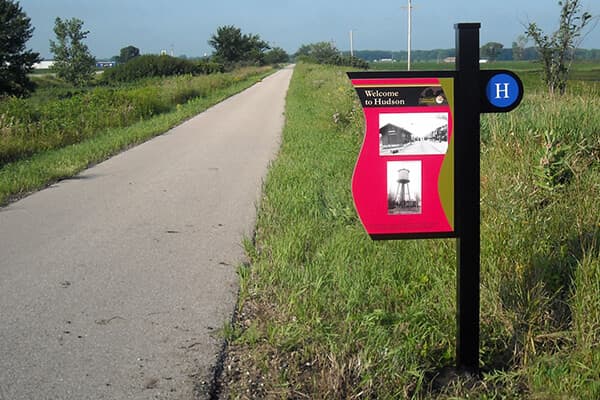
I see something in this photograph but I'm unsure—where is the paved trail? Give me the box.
[0,66,293,400]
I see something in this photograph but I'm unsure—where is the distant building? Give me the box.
[32,60,55,69]
[380,123,412,148]
[96,61,116,68]
[443,56,489,64]
[425,124,449,142]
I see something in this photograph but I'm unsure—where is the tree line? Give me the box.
[350,46,600,63]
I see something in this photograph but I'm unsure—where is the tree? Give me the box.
[208,25,270,66]
[50,17,96,86]
[295,42,340,64]
[118,45,140,63]
[264,46,289,64]
[526,0,592,95]
[294,42,368,69]
[481,42,504,62]
[0,0,41,97]
[512,35,528,61]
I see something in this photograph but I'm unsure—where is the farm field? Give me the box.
[371,60,600,86]
[0,66,273,205]
[220,62,600,398]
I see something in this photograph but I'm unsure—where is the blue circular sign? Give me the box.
[486,73,520,108]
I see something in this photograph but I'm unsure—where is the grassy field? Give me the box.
[370,60,600,87]
[0,67,273,205]
[220,62,600,398]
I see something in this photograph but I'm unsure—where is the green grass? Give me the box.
[0,67,273,205]
[221,62,600,398]
[369,60,600,89]
[1,67,272,166]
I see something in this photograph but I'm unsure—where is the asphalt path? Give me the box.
[0,65,294,400]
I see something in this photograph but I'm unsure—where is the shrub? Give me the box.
[295,42,369,69]
[102,55,224,83]
[196,59,225,74]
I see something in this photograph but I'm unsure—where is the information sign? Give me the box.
[347,23,524,374]
[348,73,456,239]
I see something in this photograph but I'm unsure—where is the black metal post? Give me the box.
[454,23,481,373]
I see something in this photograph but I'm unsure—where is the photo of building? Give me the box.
[379,112,449,156]
[380,123,413,149]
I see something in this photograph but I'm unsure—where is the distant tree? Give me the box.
[310,42,341,64]
[481,42,504,62]
[295,42,368,69]
[295,44,312,58]
[526,0,593,94]
[264,46,289,64]
[118,45,140,63]
[0,0,41,97]
[208,25,270,66]
[50,17,96,86]
[295,42,340,64]
[512,35,528,61]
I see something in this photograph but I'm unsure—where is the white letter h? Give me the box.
[495,83,510,99]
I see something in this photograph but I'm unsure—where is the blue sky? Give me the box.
[18,0,600,60]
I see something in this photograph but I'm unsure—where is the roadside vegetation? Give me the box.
[295,41,369,69]
[102,54,224,83]
[220,61,599,398]
[0,66,273,205]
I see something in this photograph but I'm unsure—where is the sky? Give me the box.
[17,0,600,60]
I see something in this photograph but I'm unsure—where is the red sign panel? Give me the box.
[348,73,455,239]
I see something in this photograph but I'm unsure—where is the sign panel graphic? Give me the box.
[348,73,455,239]
[480,70,524,113]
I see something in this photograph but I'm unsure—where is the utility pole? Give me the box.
[401,1,414,71]
[407,0,412,71]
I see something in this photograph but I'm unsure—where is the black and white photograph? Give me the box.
[379,112,449,156]
[387,161,422,215]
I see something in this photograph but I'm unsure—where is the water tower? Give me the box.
[394,168,411,207]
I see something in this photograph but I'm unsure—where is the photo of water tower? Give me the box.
[387,161,422,215]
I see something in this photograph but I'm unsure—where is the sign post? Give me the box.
[454,22,482,373]
[348,23,523,374]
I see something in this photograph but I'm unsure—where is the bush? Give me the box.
[196,59,225,75]
[102,55,224,83]
[294,42,369,69]
[295,54,368,69]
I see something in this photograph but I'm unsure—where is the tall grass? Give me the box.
[0,67,273,205]
[0,67,271,166]
[222,63,599,399]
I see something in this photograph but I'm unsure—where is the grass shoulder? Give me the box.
[220,62,599,399]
